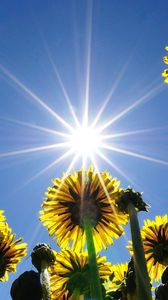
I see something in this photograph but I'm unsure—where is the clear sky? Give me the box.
[0,0,168,298]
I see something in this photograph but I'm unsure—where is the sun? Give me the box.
[0,42,167,182]
[68,125,103,159]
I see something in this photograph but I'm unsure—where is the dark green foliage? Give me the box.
[10,270,42,300]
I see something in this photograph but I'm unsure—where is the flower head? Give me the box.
[110,263,128,290]
[105,259,136,297]
[31,243,56,272]
[128,215,168,282]
[163,56,168,65]
[116,188,149,214]
[40,166,128,251]
[0,210,6,222]
[162,69,168,84]
[0,211,7,238]
[0,222,27,282]
[49,249,112,299]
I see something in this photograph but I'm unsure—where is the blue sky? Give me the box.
[0,0,168,298]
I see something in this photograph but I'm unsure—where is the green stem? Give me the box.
[127,292,137,300]
[128,202,152,300]
[41,260,51,300]
[72,288,80,300]
[84,221,103,300]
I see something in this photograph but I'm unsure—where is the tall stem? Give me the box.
[127,292,137,300]
[41,260,50,300]
[72,288,80,300]
[84,221,103,300]
[128,202,152,300]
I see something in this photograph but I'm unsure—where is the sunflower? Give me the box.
[162,46,168,84]
[162,69,168,83]
[163,56,168,64]
[0,210,6,222]
[110,263,128,290]
[49,249,112,299]
[40,166,128,252]
[0,222,27,282]
[128,215,168,282]
[105,259,137,300]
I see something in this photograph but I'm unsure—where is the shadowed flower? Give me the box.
[49,249,112,299]
[116,188,149,213]
[0,222,27,282]
[155,267,168,300]
[128,215,168,282]
[110,263,128,290]
[105,259,136,299]
[104,263,128,299]
[31,243,56,300]
[40,166,128,252]
[31,243,56,272]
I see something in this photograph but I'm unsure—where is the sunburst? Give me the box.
[0,62,166,183]
[0,5,167,187]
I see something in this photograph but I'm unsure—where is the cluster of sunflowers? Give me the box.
[0,166,168,300]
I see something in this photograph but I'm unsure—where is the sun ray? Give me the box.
[26,222,43,255]
[99,83,164,132]
[101,126,168,140]
[96,149,135,186]
[90,154,119,210]
[102,143,168,166]
[1,117,71,138]
[82,154,87,170]
[91,154,121,197]
[83,1,93,126]
[91,63,129,128]
[26,152,79,250]
[25,150,78,184]
[0,64,74,132]
[41,41,80,128]
[0,143,70,159]
[90,154,129,242]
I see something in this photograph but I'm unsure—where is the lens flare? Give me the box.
[68,125,103,158]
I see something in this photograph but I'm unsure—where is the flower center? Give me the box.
[68,185,102,228]
[153,242,168,265]
[0,252,7,278]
